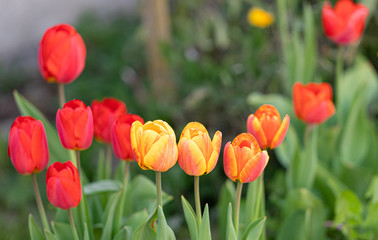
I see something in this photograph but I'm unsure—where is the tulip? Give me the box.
[293,82,336,124]
[130,120,178,172]
[38,23,86,84]
[322,0,369,45]
[178,122,222,176]
[8,116,49,175]
[247,7,274,28]
[223,133,269,183]
[247,105,290,149]
[92,97,127,144]
[56,99,93,150]
[46,161,82,209]
[111,114,144,161]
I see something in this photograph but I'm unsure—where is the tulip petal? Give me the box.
[130,121,144,165]
[47,177,81,209]
[303,100,336,124]
[10,129,34,175]
[247,114,268,149]
[271,114,290,149]
[322,3,340,38]
[143,134,177,172]
[178,138,206,176]
[239,150,269,183]
[206,131,222,174]
[223,142,237,181]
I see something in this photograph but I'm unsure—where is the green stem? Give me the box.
[58,83,66,108]
[336,46,344,122]
[304,125,313,147]
[32,173,51,232]
[156,171,162,208]
[194,176,201,227]
[68,208,80,240]
[105,145,112,179]
[234,181,243,237]
[114,161,130,233]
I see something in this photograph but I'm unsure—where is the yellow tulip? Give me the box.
[247,7,274,28]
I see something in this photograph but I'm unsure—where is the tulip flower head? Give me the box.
[130,120,178,172]
[8,116,49,175]
[38,23,86,84]
[111,114,144,161]
[247,7,274,28]
[247,105,290,149]
[92,98,127,143]
[56,99,93,150]
[322,0,369,45]
[223,133,269,183]
[178,122,222,176]
[46,161,82,209]
[293,82,336,125]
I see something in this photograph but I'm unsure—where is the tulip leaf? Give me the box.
[84,223,90,240]
[101,192,121,240]
[114,226,133,240]
[157,206,176,240]
[124,209,149,232]
[275,127,299,168]
[241,216,266,240]
[44,230,57,240]
[83,180,122,195]
[181,195,199,240]
[28,214,44,240]
[199,204,212,240]
[217,180,235,240]
[303,4,316,85]
[226,203,237,240]
[13,90,70,164]
[132,208,157,240]
[245,176,265,226]
[52,221,75,240]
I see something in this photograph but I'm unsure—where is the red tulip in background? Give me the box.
[247,105,290,149]
[92,98,127,143]
[46,161,82,209]
[38,23,86,84]
[293,82,336,124]
[8,116,49,175]
[322,0,369,45]
[111,114,144,161]
[56,99,93,150]
[223,133,269,183]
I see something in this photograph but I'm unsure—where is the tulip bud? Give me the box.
[223,133,269,183]
[92,98,127,144]
[38,23,86,84]
[247,105,290,149]
[7,116,49,175]
[322,0,369,45]
[130,120,178,172]
[111,114,144,161]
[46,161,81,209]
[292,82,335,124]
[178,122,222,176]
[56,99,93,150]
[247,7,274,28]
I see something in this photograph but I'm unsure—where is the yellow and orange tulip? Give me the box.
[130,120,178,172]
[178,122,222,176]
[223,133,269,183]
[247,104,290,149]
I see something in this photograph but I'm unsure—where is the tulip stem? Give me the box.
[105,145,112,179]
[68,208,80,240]
[32,173,51,233]
[114,161,130,233]
[58,83,66,108]
[194,176,201,227]
[156,171,163,208]
[76,150,82,177]
[336,46,343,122]
[234,181,243,237]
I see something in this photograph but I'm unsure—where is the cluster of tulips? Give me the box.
[7,0,370,239]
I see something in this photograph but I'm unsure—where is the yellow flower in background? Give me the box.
[247,7,274,28]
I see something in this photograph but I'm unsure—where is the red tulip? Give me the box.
[247,105,290,149]
[322,0,369,45]
[91,98,127,144]
[46,161,81,209]
[7,116,49,175]
[56,100,93,150]
[111,114,144,161]
[293,82,335,124]
[38,23,86,84]
[223,133,269,183]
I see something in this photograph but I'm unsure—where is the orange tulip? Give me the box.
[178,122,222,176]
[247,105,290,149]
[223,133,269,183]
[322,0,369,45]
[293,82,335,124]
[130,120,178,172]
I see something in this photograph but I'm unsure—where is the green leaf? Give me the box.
[217,180,235,240]
[303,4,316,84]
[366,176,378,203]
[84,180,122,196]
[245,175,265,227]
[199,204,211,240]
[84,223,90,240]
[44,230,57,240]
[28,214,44,240]
[181,195,199,240]
[334,190,363,225]
[13,90,70,163]
[157,206,176,240]
[132,209,157,240]
[96,149,106,180]
[225,203,237,240]
[124,210,149,232]
[241,217,266,240]
[100,192,121,240]
[52,221,75,240]
[275,127,299,168]
[114,226,133,240]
